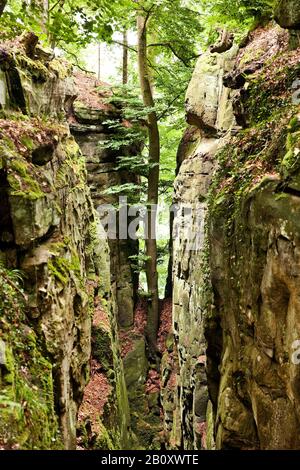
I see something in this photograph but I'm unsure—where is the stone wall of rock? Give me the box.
[70,74,139,329]
[163,45,238,449]
[275,0,300,30]
[0,39,130,449]
[206,24,300,450]
[168,22,300,450]
[274,0,300,49]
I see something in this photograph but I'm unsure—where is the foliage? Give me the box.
[1,0,280,301]
[200,0,275,42]
[129,253,151,274]
[159,116,183,201]
[0,261,25,321]
[101,81,178,297]
[0,0,131,49]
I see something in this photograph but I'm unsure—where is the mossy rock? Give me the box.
[73,102,108,125]
[92,326,114,371]
[0,327,62,449]
[275,0,300,29]
[123,338,148,392]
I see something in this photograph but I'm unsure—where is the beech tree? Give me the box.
[137,9,160,355]
[133,0,202,355]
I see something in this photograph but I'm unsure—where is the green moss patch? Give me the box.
[0,265,62,449]
[47,243,83,287]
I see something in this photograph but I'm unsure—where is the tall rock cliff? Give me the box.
[0,37,130,450]
[163,42,238,450]
[70,73,139,329]
[168,21,300,450]
[206,24,300,450]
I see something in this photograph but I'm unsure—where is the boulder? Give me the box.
[185,46,238,134]
[123,338,148,392]
[275,0,300,29]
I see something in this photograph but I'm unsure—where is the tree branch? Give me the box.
[133,1,156,34]
[49,0,64,13]
[59,47,94,74]
[147,42,195,67]
[157,91,185,121]
[112,40,137,53]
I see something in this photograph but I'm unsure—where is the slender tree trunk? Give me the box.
[137,14,160,356]
[97,42,101,80]
[122,30,128,85]
[42,0,49,32]
[0,0,7,17]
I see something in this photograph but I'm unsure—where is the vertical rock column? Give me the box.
[70,73,139,328]
[0,42,109,449]
[164,45,238,449]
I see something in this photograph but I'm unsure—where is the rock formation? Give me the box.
[0,39,130,450]
[168,22,300,450]
[275,0,300,49]
[70,73,139,329]
[163,41,238,450]
[275,0,300,30]
[2,6,300,452]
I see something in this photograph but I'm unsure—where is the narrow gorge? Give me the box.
[1,0,300,452]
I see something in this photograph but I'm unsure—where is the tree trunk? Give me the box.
[122,30,128,85]
[42,0,49,31]
[97,42,101,80]
[0,0,7,17]
[137,14,160,356]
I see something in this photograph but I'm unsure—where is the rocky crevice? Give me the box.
[67,72,164,449]
[162,41,238,450]
[2,3,300,452]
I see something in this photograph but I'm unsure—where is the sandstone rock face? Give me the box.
[164,45,237,449]
[170,23,300,450]
[185,46,238,133]
[0,69,8,108]
[123,338,148,391]
[0,42,130,449]
[208,175,300,449]
[0,42,75,117]
[70,73,139,329]
[275,0,300,29]
[205,27,300,445]
[205,23,299,449]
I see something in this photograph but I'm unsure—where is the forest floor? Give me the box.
[119,298,172,360]
[119,298,172,395]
